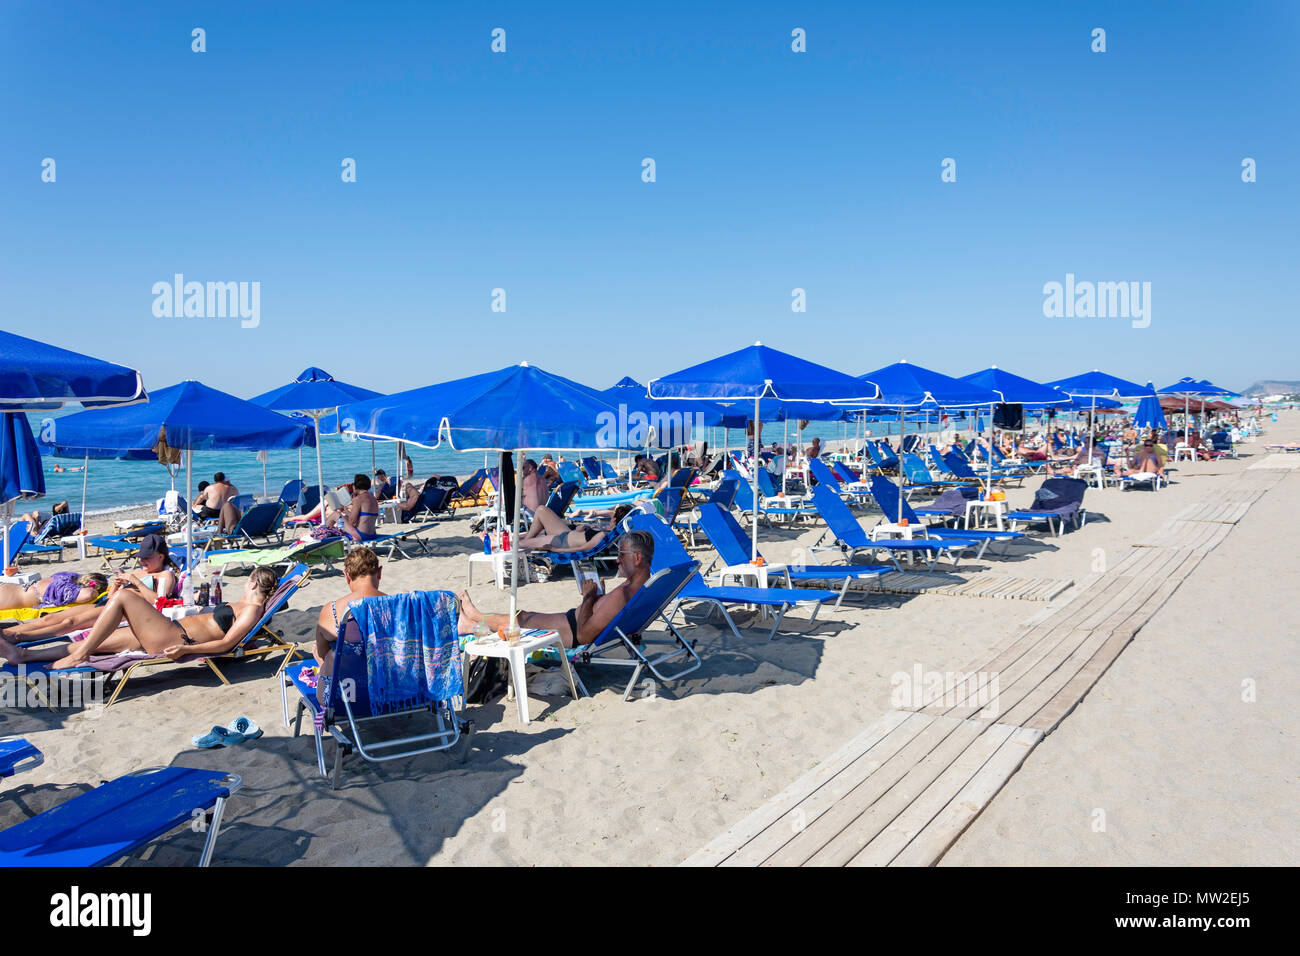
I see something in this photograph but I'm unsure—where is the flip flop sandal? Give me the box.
[192,725,243,749]
[227,716,263,741]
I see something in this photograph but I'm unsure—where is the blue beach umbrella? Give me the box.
[1132,395,1167,432]
[1047,370,1149,459]
[341,363,634,620]
[251,368,383,533]
[848,361,1000,499]
[648,342,877,558]
[0,330,146,410]
[42,381,314,584]
[1,331,146,563]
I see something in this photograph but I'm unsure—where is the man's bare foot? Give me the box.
[457,590,481,623]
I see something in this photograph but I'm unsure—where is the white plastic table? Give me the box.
[0,571,40,587]
[964,499,1007,530]
[463,629,586,724]
[467,550,533,590]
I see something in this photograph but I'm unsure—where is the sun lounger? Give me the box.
[0,736,43,779]
[695,503,889,607]
[209,501,287,549]
[1004,477,1089,536]
[3,527,64,566]
[734,472,819,525]
[808,485,977,572]
[2,564,311,708]
[808,458,873,505]
[943,450,1024,487]
[900,453,973,494]
[0,766,241,866]
[282,590,472,789]
[674,477,739,546]
[630,514,842,640]
[868,477,1023,559]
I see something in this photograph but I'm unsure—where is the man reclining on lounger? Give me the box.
[458,528,654,648]
[516,504,634,553]
[1117,440,1166,479]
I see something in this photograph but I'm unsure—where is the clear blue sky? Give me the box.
[2,1,1296,397]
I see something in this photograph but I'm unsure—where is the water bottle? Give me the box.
[212,570,222,605]
[501,529,511,551]
[482,533,492,555]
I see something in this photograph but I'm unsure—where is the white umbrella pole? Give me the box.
[262,454,267,497]
[80,454,89,525]
[298,446,302,482]
[987,402,994,490]
[781,418,788,495]
[314,414,327,532]
[183,448,194,602]
[508,449,524,623]
[2,501,10,572]
[751,396,760,560]
[896,407,905,521]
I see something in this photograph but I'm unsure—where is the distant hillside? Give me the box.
[1240,380,1300,397]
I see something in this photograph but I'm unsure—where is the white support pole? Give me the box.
[751,395,760,560]
[508,449,524,623]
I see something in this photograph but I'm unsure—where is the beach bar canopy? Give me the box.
[39,381,315,594]
[648,342,878,559]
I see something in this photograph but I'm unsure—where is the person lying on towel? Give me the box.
[458,529,654,648]
[0,567,278,670]
[0,572,107,612]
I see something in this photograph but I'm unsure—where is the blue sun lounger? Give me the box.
[629,514,841,640]
[695,503,889,607]
[735,471,819,525]
[0,736,43,779]
[283,590,471,789]
[868,477,1024,559]
[808,458,873,506]
[0,766,241,866]
[2,527,63,566]
[2,563,311,709]
[809,485,979,572]
[1004,477,1089,536]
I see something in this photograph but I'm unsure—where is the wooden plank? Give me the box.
[766,716,982,867]
[1022,628,1134,734]
[887,725,1044,866]
[721,712,933,866]
[682,709,912,866]
[997,627,1121,727]
[843,722,1018,866]
[940,627,1100,722]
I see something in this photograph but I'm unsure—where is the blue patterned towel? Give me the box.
[349,591,464,711]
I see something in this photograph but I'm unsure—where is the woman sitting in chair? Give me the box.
[516,504,634,553]
[311,547,384,706]
[0,567,278,670]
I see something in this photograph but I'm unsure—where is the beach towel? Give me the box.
[348,591,463,712]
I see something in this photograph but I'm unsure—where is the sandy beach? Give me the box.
[2,415,1296,866]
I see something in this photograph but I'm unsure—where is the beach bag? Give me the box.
[464,657,508,704]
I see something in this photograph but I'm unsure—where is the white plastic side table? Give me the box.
[464,629,586,724]
[467,550,533,590]
[964,500,1007,530]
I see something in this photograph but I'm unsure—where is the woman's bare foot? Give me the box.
[0,636,23,665]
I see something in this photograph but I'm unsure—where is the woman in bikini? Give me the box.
[310,547,384,705]
[0,566,278,670]
[516,504,634,553]
[0,571,107,612]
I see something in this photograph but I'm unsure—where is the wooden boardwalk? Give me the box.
[683,473,1285,867]
[874,571,1073,603]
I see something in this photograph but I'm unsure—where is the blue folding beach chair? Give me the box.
[282,590,471,789]
[1004,477,1089,536]
[0,766,241,866]
[3,527,62,566]
[211,501,287,549]
[0,736,43,780]
[734,471,818,526]
[629,514,842,640]
[278,479,306,510]
[572,561,705,698]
